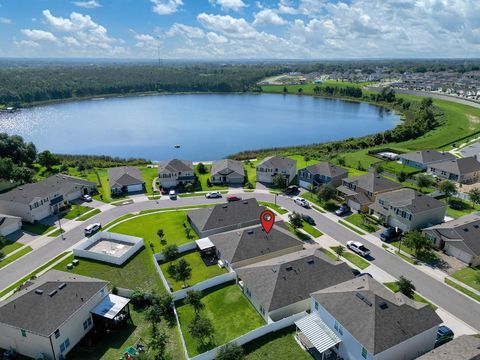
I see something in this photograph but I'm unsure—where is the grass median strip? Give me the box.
[47,228,65,237]
[258,201,288,215]
[301,222,323,238]
[330,246,369,270]
[338,220,366,235]
[0,246,33,269]
[445,278,480,302]
[344,213,379,233]
[76,208,101,221]
[21,222,56,235]
[62,204,93,220]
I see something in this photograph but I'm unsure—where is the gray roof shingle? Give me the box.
[400,150,456,165]
[257,156,297,170]
[341,173,402,194]
[236,248,354,312]
[158,159,193,173]
[0,270,107,336]
[374,188,446,214]
[107,166,144,188]
[312,277,442,355]
[431,156,480,175]
[301,162,348,178]
[417,335,480,360]
[211,159,244,178]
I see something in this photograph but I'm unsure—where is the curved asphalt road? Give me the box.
[1,192,479,330]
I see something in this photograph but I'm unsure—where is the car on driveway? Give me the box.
[169,190,176,199]
[83,194,93,202]
[302,214,315,225]
[205,191,222,199]
[380,227,402,242]
[293,197,310,208]
[284,185,299,195]
[347,241,371,257]
[227,196,241,202]
[84,223,101,236]
[335,204,350,216]
[435,326,454,347]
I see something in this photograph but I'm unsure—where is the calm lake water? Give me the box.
[0,94,399,161]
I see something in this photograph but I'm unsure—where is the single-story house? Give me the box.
[256,156,297,186]
[236,248,354,322]
[369,188,446,231]
[207,222,304,270]
[298,162,348,189]
[398,150,456,170]
[0,270,130,360]
[423,214,480,266]
[107,166,145,194]
[0,214,22,236]
[210,159,245,185]
[427,156,480,184]
[157,159,195,189]
[299,276,442,360]
[187,198,265,237]
[417,335,480,360]
[337,173,402,212]
[0,175,97,223]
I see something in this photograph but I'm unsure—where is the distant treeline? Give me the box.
[229,91,439,160]
[56,154,150,168]
[1,59,480,105]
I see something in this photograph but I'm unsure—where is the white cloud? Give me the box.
[0,17,12,24]
[166,23,205,38]
[197,13,257,39]
[253,9,286,25]
[14,39,40,48]
[206,32,228,44]
[209,0,247,12]
[73,0,102,9]
[150,0,183,15]
[20,29,58,42]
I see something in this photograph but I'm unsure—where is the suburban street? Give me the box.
[1,191,480,331]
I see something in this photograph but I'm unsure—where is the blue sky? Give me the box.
[0,0,479,59]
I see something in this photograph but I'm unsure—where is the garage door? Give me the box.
[299,180,311,189]
[445,244,472,264]
[0,221,21,236]
[67,190,82,202]
[127,184,144,192]
[347,199,360,211]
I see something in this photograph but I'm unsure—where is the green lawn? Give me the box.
[68,167,115,203]
[441,198,480,219]
[450,267,480,292]
[344,214,379,233]
[287,155,318,171]
[389,240,438,264]
[47,228,65,237]
[380,161,419,176]
[384,282,437,310]
[302,222,323,238]
[301,191,339,212]
[160,250,227,291]
[0,246,32,269]
[62,204,94,220]
[109,210,198,253]
[445,278,480,302]
[195,164,229,191]
[331,246,370,270]
[342,149,382,170]
[321,248,338,261]
[21,222,56,235]
[338,220,366,235]
[285,222,311,241]
[243,160,258,188]
[0,240,23,256]
[176,284,265,356]
[77,208,101,221]
[54,248,164,293]
[140,166,159,196]
[244,326,311,360]
[258,201,289,215]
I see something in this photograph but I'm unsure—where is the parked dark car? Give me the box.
[351,269,361,276]
[227,196,242,202]
[335,204,350,216]
[435,326,454,347]
[302,214,315,225]
[284,185,299,195]
[380,227,403,242]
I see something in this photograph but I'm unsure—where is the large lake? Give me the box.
[0,94,399,161]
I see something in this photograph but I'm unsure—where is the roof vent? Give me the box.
[463,228,469,232]
[474,225,479,229]
[247,230,254,235]
[35,289,44,295]
[379,301,388,310]
[307,260,314,265]
[58,283,67,290]
[243,201,248,204]
[286,266,293,271]
[49,289,58,297]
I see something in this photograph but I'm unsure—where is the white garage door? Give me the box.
[299,180,311,189]
[347,199,360,211]
[445,244,472,264]
[0,221,21,236]
[127,184,144,192]
[67,190,82,202]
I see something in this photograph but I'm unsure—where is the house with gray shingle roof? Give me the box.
[107,166,145,194]
[210,159,245,185]
[207,222,304,270]
[369,188,446,231]
[157,159,195,189]
[337,173,402,212]
[427,156,480,184]
[423,214,480,266]
[0,270,129,360]
[398,150,456,170]
[0,214,21,236]
[300,276,441,360]
[236,248,354,322]
[417,335,480,360]
[187,198,264,237]
[256,156,297,186]
[298,162,348,189]
[0,175,97,223]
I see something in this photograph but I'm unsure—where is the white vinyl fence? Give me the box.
[154,241,197,262]
[172,272,236,301]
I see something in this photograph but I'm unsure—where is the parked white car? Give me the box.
[169,190,177,199]
[82,194,93,202]
[293,197,310,208]
[347,241,371,257]
[84,223,101,236]
[205,191,222,199]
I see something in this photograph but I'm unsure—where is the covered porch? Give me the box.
[195,237,218,266]
[91,294,131,332]
[295,313,341,360]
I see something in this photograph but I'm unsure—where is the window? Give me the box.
[338,326,343,335]
[54,329,60,339]
[314,301,318,310]
[87,318,92,327]
[334,321,338,331]
[83,321,88,330]
[361,347,368,358]
[60,343,65,353]
[21,329,27,337]
[65,338,70,348]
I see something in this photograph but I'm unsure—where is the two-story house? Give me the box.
[157,159,195,189]
[336,173,402,212]
[296,276,442,360]
[256,156,297,186]
[210,159,245,185]
[298,162,348,190]
[427,156,480,184]
[398,150,456,170]
[369,188,446,231]
[0,175,97,223]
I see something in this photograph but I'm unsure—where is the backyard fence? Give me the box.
[189,311,308,360]
[115,287,133,298]
[154,241,197,262]
[172,272,237,301]
[152,254,172,294]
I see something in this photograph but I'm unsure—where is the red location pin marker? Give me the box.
[260,210,275,234]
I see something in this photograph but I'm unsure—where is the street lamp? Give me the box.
[57,214,65,240]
